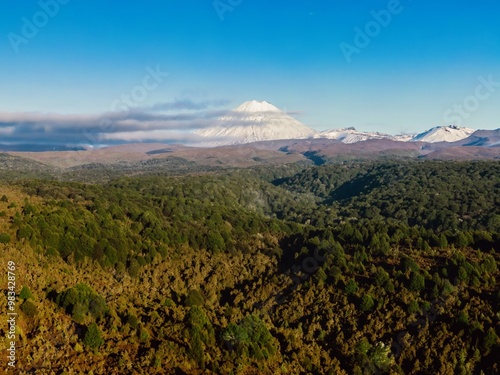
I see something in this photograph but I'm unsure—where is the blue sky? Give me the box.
[0,0,499,146]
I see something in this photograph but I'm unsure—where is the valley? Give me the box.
[0,159,499,374]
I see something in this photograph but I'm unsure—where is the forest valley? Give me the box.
[0,160,499,374]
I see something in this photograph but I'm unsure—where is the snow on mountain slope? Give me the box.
[394,134,415,142]
[411,125,475,143]
[195,100,317,145]
[315,127,395,144]
[459,129,500,147]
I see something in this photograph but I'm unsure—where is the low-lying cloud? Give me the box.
[0,99,233,149]
[0,99,306,150]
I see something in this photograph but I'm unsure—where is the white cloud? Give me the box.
[0,99,231,148]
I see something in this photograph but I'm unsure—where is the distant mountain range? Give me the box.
[1,101,498,163]
[314,127,415,143]
[194,100,497,146]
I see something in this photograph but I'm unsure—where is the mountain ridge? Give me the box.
[194,101,489,146]
[411,125,475,143]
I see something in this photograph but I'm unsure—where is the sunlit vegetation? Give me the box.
[0,160,499,374]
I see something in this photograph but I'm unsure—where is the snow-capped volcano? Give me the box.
[230,100,282,113]
[315,127,395,143]
[412,125,475,143]
[195,100,317,145]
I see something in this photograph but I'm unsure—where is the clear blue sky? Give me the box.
[0,0,499,145]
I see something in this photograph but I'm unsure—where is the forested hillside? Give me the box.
[0,160,499,374]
